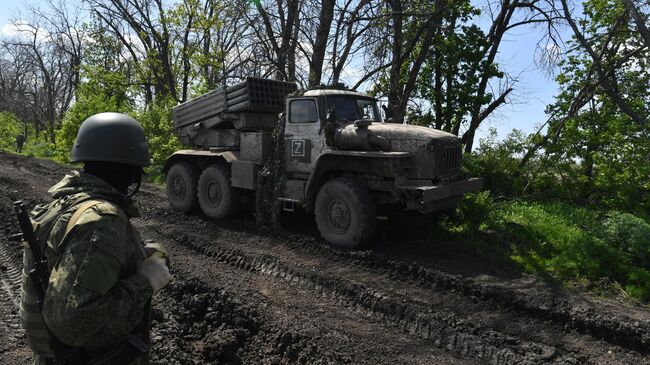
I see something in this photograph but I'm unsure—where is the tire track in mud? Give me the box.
[136,188,650,357]
[279,237,650,353]
[0,232,26,352]
[153,228,587,365]
[0,244,21,308]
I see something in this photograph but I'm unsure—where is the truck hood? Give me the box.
[339,123,459,152]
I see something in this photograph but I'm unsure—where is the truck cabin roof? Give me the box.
[300,89,376,101]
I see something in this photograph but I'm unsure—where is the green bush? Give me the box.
[134,98,181,182]
[455,191,499,230]
[449,194,650,302]
[23,139,57,158]
[463,128,529,198]
[598,211,650,265]
[0,112,22,151]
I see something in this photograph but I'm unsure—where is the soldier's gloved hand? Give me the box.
[143,241,169,268]
[137,255,171,293]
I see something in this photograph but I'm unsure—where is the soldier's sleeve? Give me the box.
[42,203,153,348]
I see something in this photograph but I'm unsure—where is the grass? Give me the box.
[443,192,650,304]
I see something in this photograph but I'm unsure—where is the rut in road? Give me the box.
[175,238,569,364]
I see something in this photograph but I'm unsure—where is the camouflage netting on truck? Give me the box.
[255,112,287,227]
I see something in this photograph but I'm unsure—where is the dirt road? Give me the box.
[1,151,649,364]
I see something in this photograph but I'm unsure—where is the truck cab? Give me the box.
[277,89,482,246]
[283,90,380,175]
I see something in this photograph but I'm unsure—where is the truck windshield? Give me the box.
[327,96,380,123]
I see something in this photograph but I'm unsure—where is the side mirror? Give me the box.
[353,119,372,129]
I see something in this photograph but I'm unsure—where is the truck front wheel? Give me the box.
[314,177,376,248]
[166,162,199,212]
[197,164,238,219]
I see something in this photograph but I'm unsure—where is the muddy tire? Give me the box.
[314,177,376,248]
[166,162,199,212]
[197,163,238,219]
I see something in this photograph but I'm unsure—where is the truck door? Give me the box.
[284,98,325,175]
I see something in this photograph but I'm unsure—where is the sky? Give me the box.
[475,39,560,141]
[0,0,571,143]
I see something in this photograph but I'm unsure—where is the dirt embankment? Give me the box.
[1,151,649,365]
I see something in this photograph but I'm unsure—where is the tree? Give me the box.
[524,0,650,213]
[88,0,256,102]
[560,0,648,126]
[248,0,302,82]
[1,0,86,143]
[88,0,183,102]
[0,45,35,128]
[459,0,563,151]
[299,0,335,87]
[363,0,450,123]
[191,0,253,91]
[363,0,563,151]
[621,0,650,49]
[329,0,381,86]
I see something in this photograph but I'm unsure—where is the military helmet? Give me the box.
[71,112,151,167]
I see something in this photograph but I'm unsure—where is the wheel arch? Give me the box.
[304,152,407,212]
[163,150,238,175]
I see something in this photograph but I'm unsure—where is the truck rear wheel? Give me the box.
[314,177,376,248]
[166,162,199,212]
[197,163,238,219]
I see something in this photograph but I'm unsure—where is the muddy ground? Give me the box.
[1,151,649,365]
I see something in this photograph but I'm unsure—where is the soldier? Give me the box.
[20,112,171,365]
[16,133,26,153]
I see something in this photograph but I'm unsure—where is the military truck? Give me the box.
[163,77,483,247]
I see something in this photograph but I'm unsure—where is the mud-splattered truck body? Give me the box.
[164,78,482,247]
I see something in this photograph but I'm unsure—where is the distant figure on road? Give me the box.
[15,134,25,153]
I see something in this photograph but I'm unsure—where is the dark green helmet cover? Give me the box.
[71,112,151,167]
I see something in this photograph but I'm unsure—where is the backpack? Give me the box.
[20,197,111,358]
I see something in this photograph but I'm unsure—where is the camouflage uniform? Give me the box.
[21,171,153,365]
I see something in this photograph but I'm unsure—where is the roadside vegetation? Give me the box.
[445,124,649,304]
[449,193,650,304]
[0,0,648,303]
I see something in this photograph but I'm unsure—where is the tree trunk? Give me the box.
[462,0,517,152]
[386,0,403,123]
[308,0,335,87]
[622,0,650,49]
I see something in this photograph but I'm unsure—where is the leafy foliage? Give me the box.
[135,99,182,181]
[2,0,648,306]
[55,79,179,180]
[0,112,22,151]
[462,129,529,198]
[55,79,133,164]
[410,3,497,133]
[535,0,650,215]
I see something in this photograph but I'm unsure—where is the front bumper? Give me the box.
[398,177,484,212]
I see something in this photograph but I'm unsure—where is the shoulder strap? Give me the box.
[65,200,111,235]
[62,198,147,258]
